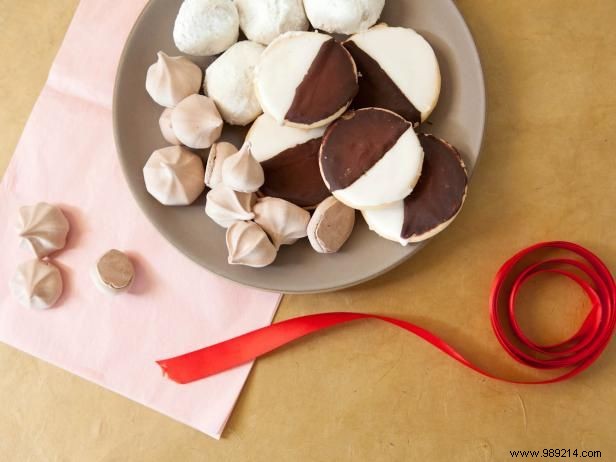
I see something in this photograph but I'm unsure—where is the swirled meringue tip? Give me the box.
[16,202,70,258]
[171,94,223,149]
[10,259,63,310]
[204,142,238,188]
[253,197,310,249]
[221,142,264,193]
[145,51,203,108]
[143,146,205,206]
[226,221,277,268]
[159,108,181,145]
[205,184,255,228]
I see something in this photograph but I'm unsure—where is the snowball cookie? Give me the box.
[345,26,441,126]
[235,0,309,45]
[204,41,265,126]
[303,0,385,35]
[307,196,355,254]
[143,146,206,206]
[246,113,330,208]
[171,94,223,149]
[319,108,424,209]
[254,31,358,129]
[362,134,468,245]
[173,0,239,56]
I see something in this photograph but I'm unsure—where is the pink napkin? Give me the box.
[0,0,281,439]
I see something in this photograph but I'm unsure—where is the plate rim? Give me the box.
[112,0,487,294]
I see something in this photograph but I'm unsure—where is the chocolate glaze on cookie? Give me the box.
[286,39,358,125]
[261,138,330,208]
[401,134,467,239]
[344,41,421,126]
[320,108,409,191]
[344,26,441,125]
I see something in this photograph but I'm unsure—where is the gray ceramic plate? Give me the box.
[113,0,485,294]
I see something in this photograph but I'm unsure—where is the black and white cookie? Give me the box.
[319,108,424,209]
[344,26,441,126]
[362,134,468,244]
[246,113,330,208]
[254,31,358,129]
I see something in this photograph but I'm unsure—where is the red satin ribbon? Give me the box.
[157,242,616,385]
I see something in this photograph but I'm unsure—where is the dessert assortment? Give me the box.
[142,0,469,269]
[10,202,139,309]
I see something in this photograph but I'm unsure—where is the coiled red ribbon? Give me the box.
[157,242,615,385]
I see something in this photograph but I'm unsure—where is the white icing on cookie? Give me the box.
[332,127,424,209]
[246,113,326,162]
[349,26,441,120]
[254,31,330,125]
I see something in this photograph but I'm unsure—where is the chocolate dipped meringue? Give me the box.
[173,0,239,57]
[246,113,330,208]
[143,146,206,206]
[307,196,356,254]
[204,40,265,126]
[204,142,238,188]
[253,197,310,249]
[319,108,424,209]
[159,108,181,145]
[205,184,255,228]
[17,202,70,258]
[145,51,203,108]
[362,135,468,245]
[171,94,223,149]
[221,143,264,193]
[235,0,309,45]
[10,259,63,310]
[345,26,441,126]
[254,31,358,129]
[303,0,385,35]
[226,221,277,268]
[92,249,135,295]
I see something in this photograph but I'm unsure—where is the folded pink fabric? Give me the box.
[0,0,281,439]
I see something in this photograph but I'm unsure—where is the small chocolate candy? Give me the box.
[307,196,356,254]
[92,249,135,295]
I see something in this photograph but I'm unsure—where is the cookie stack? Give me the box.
[142,0,469,268]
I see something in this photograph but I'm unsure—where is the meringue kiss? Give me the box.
[205,184,255,228]
[253,197,310,249]
[171,94,224,149]
[204,142,238,188]
[221,143,264,193]
[143,146,206,206]
[10,259,63,310]
[145,51,203,108]
[159,108,181,145]
[226,221,277,268]
[16,202,70,258]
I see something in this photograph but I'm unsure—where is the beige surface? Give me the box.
[1,0,616,460]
